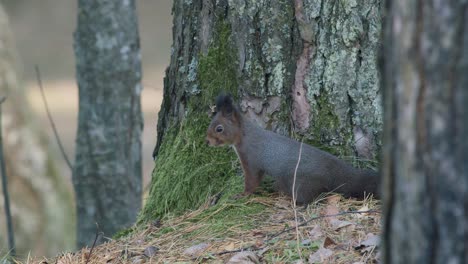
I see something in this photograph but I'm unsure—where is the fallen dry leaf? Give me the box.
[323,237,337,248]
[274,199,291,209]
[308,225,323,240]
[308,247,333,263]
[324,203,339,216]
[286,220,299,229]
[255,239,264,248]
[252,230,265,237]
[143,245,158,257]
[330,218,354,231]
[270,212,288,222]
[223,242,236,251]
[301,239,312,246]
[361,233,380,247]
[355,233,380,254]
[227,251,260,264]
[131,256,144,264]
[183,242,210,257]
[326,195,341,205]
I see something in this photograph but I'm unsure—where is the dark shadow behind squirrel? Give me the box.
[206,94,380,203]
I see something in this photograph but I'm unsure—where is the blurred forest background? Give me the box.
[3,0,171,189]
[1,0,171,256]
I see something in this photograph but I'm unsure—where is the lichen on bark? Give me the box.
[73,0,143,247]
[302,0,382,159]
[228,0,297,98]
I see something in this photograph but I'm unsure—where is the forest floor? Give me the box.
[28,193,381,264]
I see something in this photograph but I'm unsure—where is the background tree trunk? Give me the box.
[141,0,382,221]
[73,0,143,248]
[0,4,74,257]
[381,0,468,263]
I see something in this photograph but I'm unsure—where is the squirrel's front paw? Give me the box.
[231,192,251,200]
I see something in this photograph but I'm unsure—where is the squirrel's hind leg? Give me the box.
[232,169,264,199]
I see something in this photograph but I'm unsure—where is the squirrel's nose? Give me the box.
[205,139,210,145]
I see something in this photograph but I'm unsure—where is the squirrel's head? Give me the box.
[206,93,242,146]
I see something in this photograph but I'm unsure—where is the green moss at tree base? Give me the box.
[138,110,244,222]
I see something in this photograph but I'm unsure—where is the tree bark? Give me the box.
[73,0,143,248]
[141,0,382,221]
[0,4,74,256]
[381,0,468,263]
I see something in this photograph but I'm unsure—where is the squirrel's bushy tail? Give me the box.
[339,169,380,199]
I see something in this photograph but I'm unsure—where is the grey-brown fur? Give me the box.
[207,94,380,203]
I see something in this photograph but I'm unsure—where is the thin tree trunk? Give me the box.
[142,0,382,221]
[0,4,74,256]
[0,97,15,258]
[73,0,143,248]
[381,0,468,263]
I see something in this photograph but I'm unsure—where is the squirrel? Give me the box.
[206,94,380,203]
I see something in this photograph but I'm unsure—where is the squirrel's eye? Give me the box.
[215,125,224,133]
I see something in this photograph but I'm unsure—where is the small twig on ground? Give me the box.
[191,245,259,262]
[85,223,103,264]
[0,96,16,258]
[191,247,250,260]
[34,65,73,171]
[291,142,304,260]
[216,248,247,256]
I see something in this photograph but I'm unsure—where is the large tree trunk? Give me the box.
[0,4,74,256]
[381,0,468,263]
[141,0,382,221]
[73,0,143,248]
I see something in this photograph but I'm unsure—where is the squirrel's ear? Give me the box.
[215,93,234,116]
